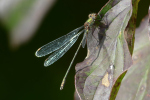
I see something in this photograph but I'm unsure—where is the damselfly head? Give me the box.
[84,13,97,31]
[88,13,97,20]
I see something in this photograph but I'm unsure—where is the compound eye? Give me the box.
[89,14,92,18]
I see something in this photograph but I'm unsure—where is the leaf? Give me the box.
[115,9,150,100]
[149,6,150,37]
[0,0,56,49]
[109,0,140,99]
[74,90,81,100]
[109,71,127,100]
[124,0,140,54]
[75,0,132,100]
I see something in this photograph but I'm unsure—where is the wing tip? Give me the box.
[44,59,54,67]
[35,48,42,57]
[44,63,49,67]
[35,51,40,57]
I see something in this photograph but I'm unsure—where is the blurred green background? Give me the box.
[0,0,149,100]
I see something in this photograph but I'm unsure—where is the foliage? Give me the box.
[75,0,150,100]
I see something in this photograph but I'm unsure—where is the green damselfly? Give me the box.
[35,13,107,90]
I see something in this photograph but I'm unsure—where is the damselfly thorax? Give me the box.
[84,13,97,34]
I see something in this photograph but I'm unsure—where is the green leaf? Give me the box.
[0,0,56,48]
[109,71,127,100]
[1,0,35,30]
[149,6,150,37]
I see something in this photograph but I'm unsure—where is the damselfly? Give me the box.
[35,13,103,90]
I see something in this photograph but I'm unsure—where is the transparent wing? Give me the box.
[44,30,84,67]
[81,32,87,48]
[35,26,84,57]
